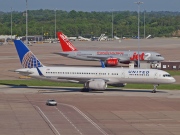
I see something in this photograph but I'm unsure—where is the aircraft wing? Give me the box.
[87,55,129,62]
[57,76,110,83]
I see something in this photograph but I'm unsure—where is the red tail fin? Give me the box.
[57,32,77,52]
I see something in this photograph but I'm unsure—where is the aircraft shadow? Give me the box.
[0,83,28,87]
[105,88,167,93]
[0,83,79,93]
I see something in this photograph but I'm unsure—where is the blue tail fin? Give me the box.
[100,60,106,68]
[14,40,44,68]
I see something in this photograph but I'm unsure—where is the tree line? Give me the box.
[0,9,180,38]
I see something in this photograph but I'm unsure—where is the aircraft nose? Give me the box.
[161,57,165,61]
[170,77,176,83]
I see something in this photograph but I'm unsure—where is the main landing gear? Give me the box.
[152,84,159,93]
[81,82,90,92]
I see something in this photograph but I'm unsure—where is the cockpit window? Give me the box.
[163,74,171,77]
[156,55,162,57]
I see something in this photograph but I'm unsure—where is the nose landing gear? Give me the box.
[152,84,159,93]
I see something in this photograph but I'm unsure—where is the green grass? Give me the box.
[125,84,180,90]
[164,70,180,76]
[0,80,179,90]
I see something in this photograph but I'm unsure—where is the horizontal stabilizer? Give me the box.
[14,70,34,76]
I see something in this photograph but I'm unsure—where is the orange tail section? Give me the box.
[57,32,77,52]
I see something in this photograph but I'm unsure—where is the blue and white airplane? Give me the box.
[14,40,175,93]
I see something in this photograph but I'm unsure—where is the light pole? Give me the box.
[11,7,12,40]
[144,10,145,39]
[112,9,114,39]
[26,0,28,45]
[42,27,43,41]
[55,8,57,40]
[134,1,143,68]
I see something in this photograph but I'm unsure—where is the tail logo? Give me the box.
[59,33,76,51]
[22,51,43,68]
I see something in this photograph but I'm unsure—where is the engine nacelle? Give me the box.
[88,80,107,90]
[105,58,118,66]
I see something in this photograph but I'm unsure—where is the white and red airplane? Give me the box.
[56,32,164,66]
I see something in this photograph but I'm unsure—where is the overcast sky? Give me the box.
[1,0,180,12]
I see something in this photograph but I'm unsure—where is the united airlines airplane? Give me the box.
[14,40,175,93]
[56,32,164,66]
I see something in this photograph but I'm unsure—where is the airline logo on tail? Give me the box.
[22,51,42,68]
[14,40,43,68]
[57,32,77,51]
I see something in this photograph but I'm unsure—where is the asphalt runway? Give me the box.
[0,85,180,135]
[0,38,180,135]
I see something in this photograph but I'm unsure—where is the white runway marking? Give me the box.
[34,105,61,135]
[55,107,83,135]
[59,103,108,135]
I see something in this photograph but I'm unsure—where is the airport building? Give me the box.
[0,35,16,42]
[161,61,180,70]
[21,35,43,42]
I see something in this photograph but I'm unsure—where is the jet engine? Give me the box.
[88,80,107,90]
[105,58,118,66]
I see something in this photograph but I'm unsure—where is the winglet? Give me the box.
[100,60,106,68]
[57,32,78,52]
[14,40,44,68]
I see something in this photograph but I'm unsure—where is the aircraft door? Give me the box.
[154,72,158,79]
[92,51,95,56]
[69,52,77,58]
[128,51,131,58]
[121,72,125,78]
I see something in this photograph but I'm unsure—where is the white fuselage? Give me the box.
[16,67,175,85]
[58,50,164,63]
